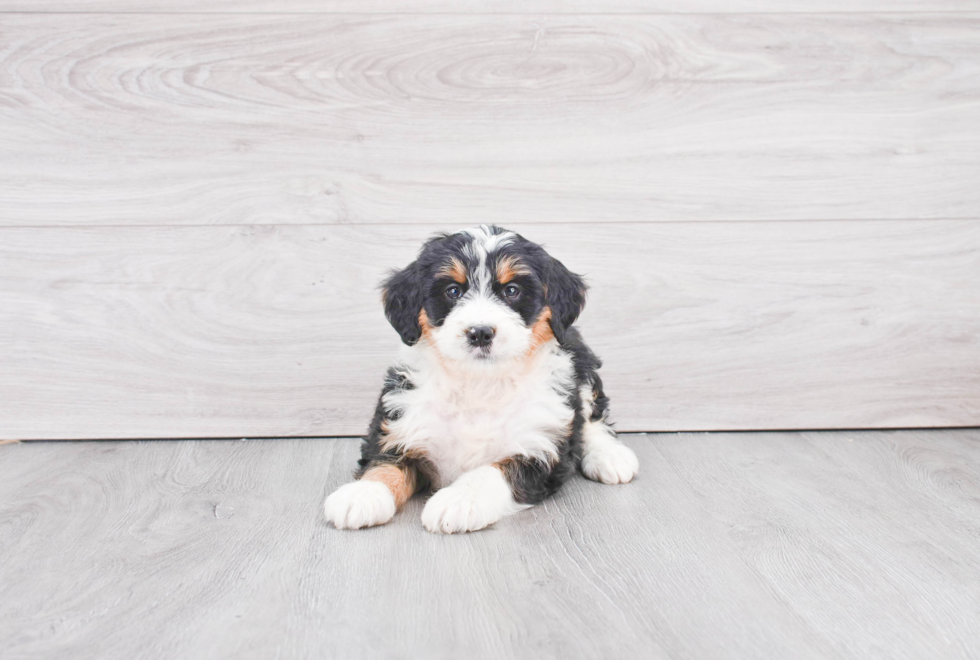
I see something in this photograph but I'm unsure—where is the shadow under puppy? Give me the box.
[324,225,638,534]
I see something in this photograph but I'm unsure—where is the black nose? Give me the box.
[465,325,496,348]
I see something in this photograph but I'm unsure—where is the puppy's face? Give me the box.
[382,226,586,365]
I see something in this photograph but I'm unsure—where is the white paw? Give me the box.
[581,442,639,485]
[323,480,396,530]
[421,466,522,534]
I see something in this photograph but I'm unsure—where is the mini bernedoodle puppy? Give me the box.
[324,225,639,534]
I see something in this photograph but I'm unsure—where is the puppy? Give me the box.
[324,225,638,534]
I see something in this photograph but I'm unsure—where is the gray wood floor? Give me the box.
[2,430,979,659]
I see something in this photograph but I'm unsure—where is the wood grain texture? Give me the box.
[4,1,980,13]
[1,431,979,659]
[1,221,978,440]
[2,14,980,226]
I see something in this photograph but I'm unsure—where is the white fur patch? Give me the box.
[580,421,639,485]
[383,340,574,488]
[323,480,396,529]
[421,465,528,534]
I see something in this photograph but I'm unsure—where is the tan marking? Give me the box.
[362,464,418,508]
[491,459,512,474]
[437,257,467,284]
[496,255,531,284]
[527,306,555,354]
[418,308,434,340]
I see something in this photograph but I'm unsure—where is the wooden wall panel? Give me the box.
[3,2,980,13]
[2,14,979,227]
[2,221,977,440]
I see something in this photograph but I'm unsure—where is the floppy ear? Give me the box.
[545,256,587,345]
[382,261,425,346]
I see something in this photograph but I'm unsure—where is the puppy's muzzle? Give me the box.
[465,325,496,348]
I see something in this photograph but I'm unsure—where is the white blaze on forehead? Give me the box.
[458,225,516,293]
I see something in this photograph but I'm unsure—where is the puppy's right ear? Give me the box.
[382,261,425,346]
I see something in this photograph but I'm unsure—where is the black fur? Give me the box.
[560,326,611,423]
[542,256,587,345]
[382,262,425,346]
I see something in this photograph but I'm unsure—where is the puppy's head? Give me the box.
[382,225,586,364]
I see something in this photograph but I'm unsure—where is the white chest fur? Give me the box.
[382,339,576,488]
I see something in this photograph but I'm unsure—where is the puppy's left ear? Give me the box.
[382,261,425,346]
[545,256,587,345]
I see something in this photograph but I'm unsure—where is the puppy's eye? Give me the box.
[503,284,521,299]
[446,285,462,299]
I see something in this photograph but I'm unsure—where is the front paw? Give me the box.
[581,442,639,485]
[421,487,498,534]
[420,466,515,534]
[324,480,396,530]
